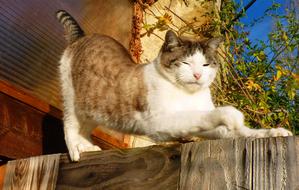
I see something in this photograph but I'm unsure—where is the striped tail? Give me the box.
[56,10,85,44]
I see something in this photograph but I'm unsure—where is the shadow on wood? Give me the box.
[2,137,299,190]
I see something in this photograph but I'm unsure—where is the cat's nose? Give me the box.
[193,73,201,80]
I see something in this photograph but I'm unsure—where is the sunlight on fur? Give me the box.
[56,10,292,161]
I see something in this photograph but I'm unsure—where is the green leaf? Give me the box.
[275,70,282,81]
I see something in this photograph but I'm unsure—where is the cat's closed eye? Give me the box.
[170,59,181,67]
[170,59,177,63]
[182,61,190,65]
[203,63,210,67]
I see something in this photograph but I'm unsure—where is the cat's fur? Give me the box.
[56,10,292,161]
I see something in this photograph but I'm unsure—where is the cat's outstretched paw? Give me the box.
[68,143,101,162]
[268,128,293,137]
[249,127,293,138]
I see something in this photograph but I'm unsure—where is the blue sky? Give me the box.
[234,0,286,42]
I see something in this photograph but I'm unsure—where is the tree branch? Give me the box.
[226,0,258,30]
[232,0,257,23]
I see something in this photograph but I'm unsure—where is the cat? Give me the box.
[56,10,292,161]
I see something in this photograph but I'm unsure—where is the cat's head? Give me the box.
[156,30,223,92]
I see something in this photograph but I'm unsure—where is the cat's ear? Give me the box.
[205,37,224,51]
[164,30,180,51]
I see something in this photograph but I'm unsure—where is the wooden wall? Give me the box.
[0,81,128,161]
[0,0,134,109]
[0,82,67,159]
[0,0,134,160]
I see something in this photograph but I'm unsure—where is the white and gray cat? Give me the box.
[56,10,292,161]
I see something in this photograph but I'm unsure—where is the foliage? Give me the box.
[215,0,298,133]
[142,0,299,134]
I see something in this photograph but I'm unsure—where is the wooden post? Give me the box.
[180,137,299,189]
[2,137,299,190]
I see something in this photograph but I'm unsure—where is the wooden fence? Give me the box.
[2,136,299,190]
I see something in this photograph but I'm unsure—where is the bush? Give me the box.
[215,0,298,134]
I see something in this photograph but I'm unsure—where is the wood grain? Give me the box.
[0,89,130,158]
[0,0,134,152]
[0,80,62,119]
[180,139,237,190]
[3,154,61,190]
[180,137,299,190]
[0,92,67,159]
[0,92,44,158]
[251,137,299,190]
[92,127,129,149]
[2,137,299,189]
[0,0,134,109]
[56,145,181,190]
[0,0,135,110]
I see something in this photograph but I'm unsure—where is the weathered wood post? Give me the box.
[2,136,299,190]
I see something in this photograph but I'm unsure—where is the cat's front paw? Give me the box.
[215,106,244,129]
[68,145,80,162]
[268,128,293,137]
[68,142,102,162]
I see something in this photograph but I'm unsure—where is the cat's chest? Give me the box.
[148,82,215,113]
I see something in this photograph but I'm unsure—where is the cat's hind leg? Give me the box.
[60,52,101,161]
[63,111,101,161]
[76,117,101,154]
[63,110,82,161]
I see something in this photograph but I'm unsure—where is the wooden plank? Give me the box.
[56,145,181,190]
[2,137,299,189]
[180,137,299,189]
[0,92,67,159]
[0,0,135,151]
[0,92,43,158]
[0,0,64,108]
[3,154,61,190]
[207,138,253,189]
[251,137,299,190]
[180,139,238,189]
[0,0,135,109]
[0,80,62,119]
[92,127,129,149]
[0,89,130,157]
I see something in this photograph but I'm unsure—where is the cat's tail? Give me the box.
[56,10,85,44]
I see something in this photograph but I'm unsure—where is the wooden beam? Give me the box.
[2,137,299,189]
[3,154,60,190]
[56,145,181,189]
[91,127,130,149]
[0,80,62,119]
[0,81,130,157]
[180,137,299,189]
[0,92,67,159]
